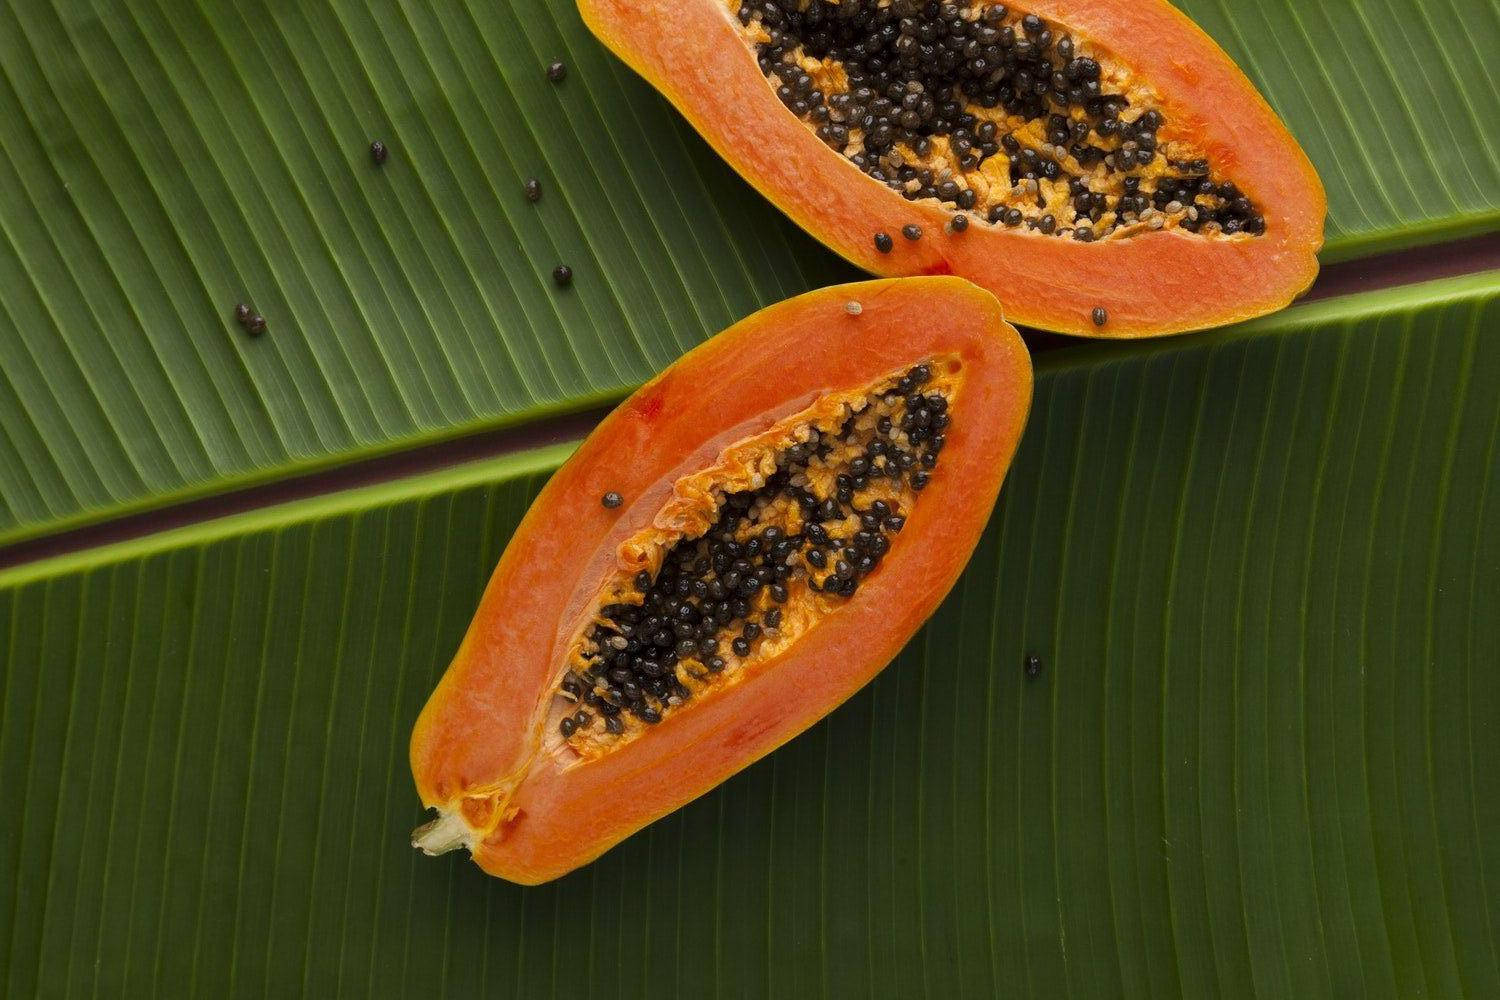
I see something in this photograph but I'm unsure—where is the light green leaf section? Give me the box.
[1,0,1498,547]
[1176,0,1500,260]
[4,272,1497,998]
[0,0,856,547]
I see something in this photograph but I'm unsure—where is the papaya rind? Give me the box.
[578,0,1326,338]
[410,277,1032,883]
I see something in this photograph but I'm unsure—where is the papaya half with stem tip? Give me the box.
[410,277,1031,884]
[578,0,1325,338]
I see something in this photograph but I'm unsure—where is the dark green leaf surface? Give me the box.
[4,272,1496,998]
[1,0,1497,547]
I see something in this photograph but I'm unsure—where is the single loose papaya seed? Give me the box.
[578,0,1326,338]
[410,277,1031,884]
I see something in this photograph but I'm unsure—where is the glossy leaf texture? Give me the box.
[3,272,1497,998]
[1176,0,1500,260]
[1,0,1497,545]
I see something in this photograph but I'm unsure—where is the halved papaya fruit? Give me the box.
[409,277,1031,883]
[578,0,1326,338]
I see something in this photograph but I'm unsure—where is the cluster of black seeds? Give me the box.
[558,364,949,739]
[735,0,1264,238]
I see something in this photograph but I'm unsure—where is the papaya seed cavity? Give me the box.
[552,359,959,757]
[733,0,1266,241]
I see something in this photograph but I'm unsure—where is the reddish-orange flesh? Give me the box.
[410,277,1031,883]
[578,0,1326,338]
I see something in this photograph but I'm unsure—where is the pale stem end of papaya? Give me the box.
[411,809,471,857]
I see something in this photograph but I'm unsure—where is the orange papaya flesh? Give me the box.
[578,0,1326,338]
[409,277,1031,884]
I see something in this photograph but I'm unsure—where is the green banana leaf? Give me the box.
[4,272,1497,997]
[1180,0,1500,260]
[2,0,1497,546]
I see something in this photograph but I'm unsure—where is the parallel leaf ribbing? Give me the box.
[0,0,855,546]
[0,0,1497,545]
[2,275,1497,998]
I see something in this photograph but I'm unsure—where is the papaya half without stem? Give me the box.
[579,0,1326,338]
[410,277,1031,884]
